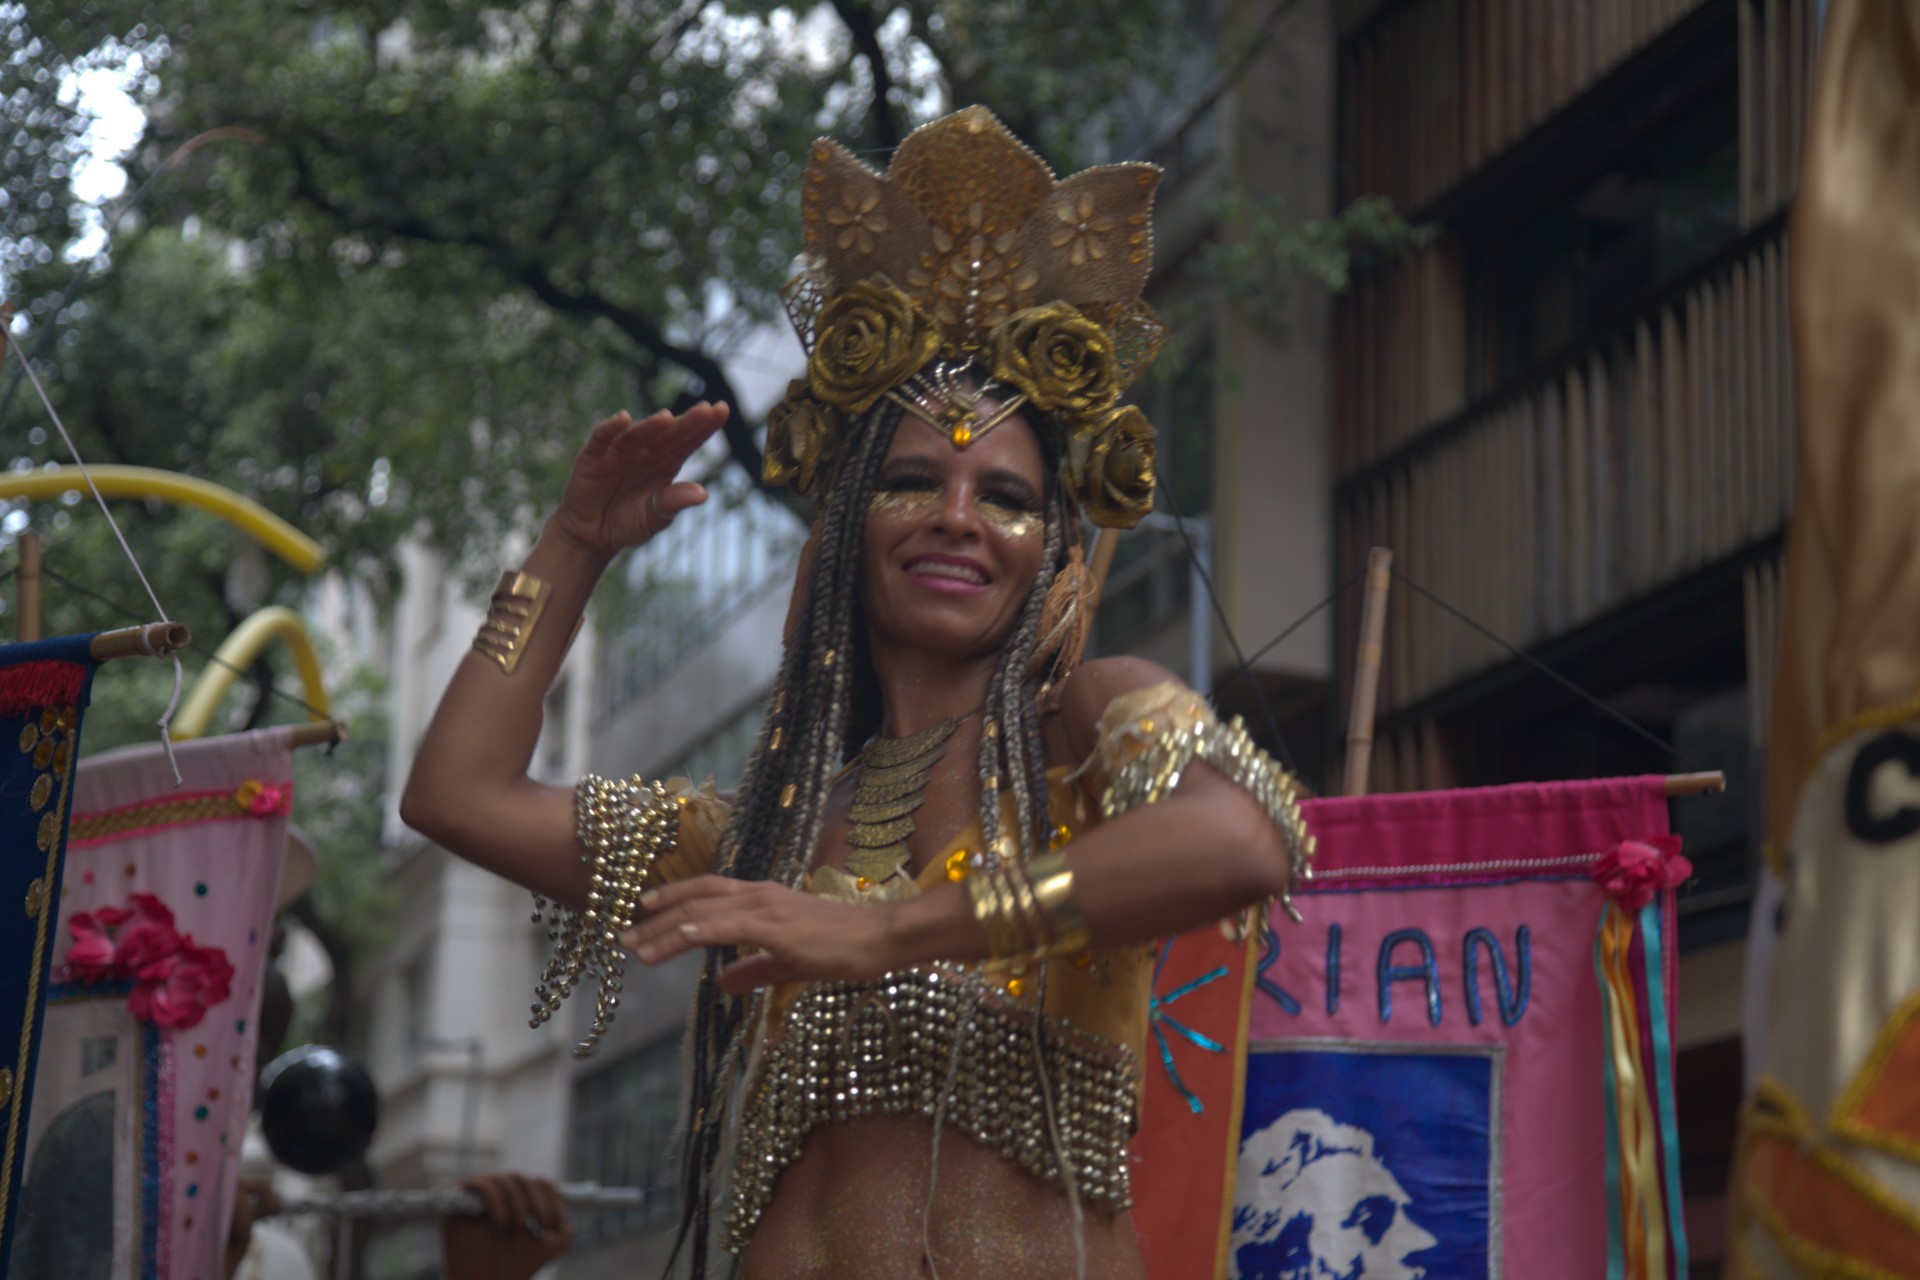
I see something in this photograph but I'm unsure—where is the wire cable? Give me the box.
[1152,483,1297,772]
[1389,567,1697,768]
[1212,565,1369,699]
[9,340,186,782]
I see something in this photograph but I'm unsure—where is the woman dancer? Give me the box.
[403,107,1312,1279]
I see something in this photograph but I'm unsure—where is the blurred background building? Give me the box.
[1319,0,1816,1269]
[360,1,1817,1275]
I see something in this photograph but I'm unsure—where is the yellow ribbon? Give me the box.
[1601,904,1670,1277]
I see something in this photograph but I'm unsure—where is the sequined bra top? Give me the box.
[589,682,1295,1255]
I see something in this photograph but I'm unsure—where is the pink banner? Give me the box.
[17,729,294,1280]
[1229,777,1682,1280]
[1128,777,1689,1279]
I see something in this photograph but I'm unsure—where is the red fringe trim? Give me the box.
[0,660,89,718]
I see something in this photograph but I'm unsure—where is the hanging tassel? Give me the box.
[1029,544,1091,681]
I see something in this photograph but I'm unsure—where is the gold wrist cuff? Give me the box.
[473,570,553,675]
[967,851,1091,961]
[1023,851,1091,955]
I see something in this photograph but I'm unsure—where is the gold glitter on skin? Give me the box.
[867,487,940,518]
[868,486,1043,543]
[740,1116,1146,1279]
[977,500,1040,542]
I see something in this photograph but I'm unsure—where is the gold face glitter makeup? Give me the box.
[868,480,1042,542]
[978,500,1041,542]
[868,487,941,518]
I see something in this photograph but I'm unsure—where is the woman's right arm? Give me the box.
[398,403,729,905]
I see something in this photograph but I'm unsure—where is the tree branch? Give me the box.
[282,139,796,511]
[830,0,903,151]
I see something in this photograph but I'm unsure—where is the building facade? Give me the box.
[362,5,1810,1272]
[1323,0,1817,1270]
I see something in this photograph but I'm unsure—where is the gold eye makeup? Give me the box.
[869,476,1043,542]
[868,486,941,517]
[977,500,1041,541]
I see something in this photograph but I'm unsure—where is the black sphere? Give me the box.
[259,1045,379,1175]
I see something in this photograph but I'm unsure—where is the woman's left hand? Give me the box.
[622,876,899,994]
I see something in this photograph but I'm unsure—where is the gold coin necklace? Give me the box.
[844,714,968,883]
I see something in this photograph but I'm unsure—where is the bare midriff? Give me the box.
[737,1116,1148,1280]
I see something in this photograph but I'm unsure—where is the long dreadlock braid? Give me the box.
[975,482,1070,863]
[667,390,1082,1276]
[669,398,906,1274]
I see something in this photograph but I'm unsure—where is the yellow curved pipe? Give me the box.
[174,606,332,739]
[0,466,327,574]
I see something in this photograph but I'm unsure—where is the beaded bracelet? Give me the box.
[531,774,679,1057]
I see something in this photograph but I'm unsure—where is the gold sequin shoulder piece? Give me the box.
[1090,682,1316,923]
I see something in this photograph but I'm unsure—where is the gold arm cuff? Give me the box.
[472,570,553,675]
[1023,850,1092,956]
[1100,714,1317,924]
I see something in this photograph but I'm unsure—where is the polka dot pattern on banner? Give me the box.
[194,1106,208,1120]
[194,882,208,896]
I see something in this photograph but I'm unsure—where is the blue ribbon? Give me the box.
[1639,902,1690,1279]
[1148,940,1231,1115]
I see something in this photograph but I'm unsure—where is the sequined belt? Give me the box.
[723,965,1140,1253]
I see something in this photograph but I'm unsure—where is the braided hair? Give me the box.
[667,389,1081,1273]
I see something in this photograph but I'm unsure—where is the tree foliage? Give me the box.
[2,0,1220,1011]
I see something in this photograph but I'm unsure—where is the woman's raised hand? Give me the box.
[549,402,730,557]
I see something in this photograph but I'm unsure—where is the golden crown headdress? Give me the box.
[764,106,1168,529]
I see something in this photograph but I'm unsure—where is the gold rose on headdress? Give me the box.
[806,278,941,416]
[988,303,1120,417]
[1068,404,1157,529]
[763,380,840,495]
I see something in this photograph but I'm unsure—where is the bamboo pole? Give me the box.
[1343,547,1395,797]
[17,532,40,641]
[1083,527,1121,611]
[88,622,191,662]
[1664,771,1727,797]
[290,720,348,749]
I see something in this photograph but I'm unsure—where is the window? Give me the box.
[1473,80,1740,387]
[568,1036,684,1244]
[1090,341,1211,657]
[673,698,767,790]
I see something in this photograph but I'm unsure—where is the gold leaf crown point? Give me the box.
[777,107,1167,527]
[795,106,1165,358]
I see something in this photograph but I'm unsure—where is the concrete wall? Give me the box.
[1212,0,1338,683]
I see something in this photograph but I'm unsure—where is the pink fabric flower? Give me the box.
[1594,836,1692,912]
[93,905,132,928]
[128,937,235,1030]
[65,912,119,983]
[246,781,293,817]
[113,893,183,974]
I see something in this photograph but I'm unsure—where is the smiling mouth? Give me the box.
[905,557,989,588]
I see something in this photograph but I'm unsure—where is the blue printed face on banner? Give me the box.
[1232,1042,1501,1280]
